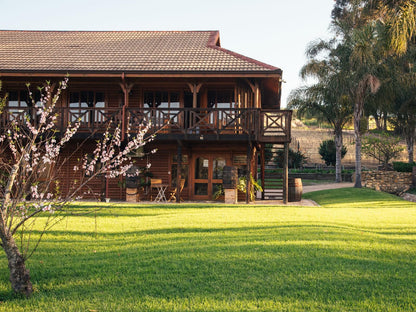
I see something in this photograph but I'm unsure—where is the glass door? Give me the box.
[193,155,226,200]
[194,156,209,199]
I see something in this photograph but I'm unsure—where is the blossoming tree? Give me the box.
[0,78,152,297]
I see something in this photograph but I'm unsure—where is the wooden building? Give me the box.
[0,30,291,203]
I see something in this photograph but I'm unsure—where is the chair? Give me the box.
[169,179,185,202]
[150,178,162,201]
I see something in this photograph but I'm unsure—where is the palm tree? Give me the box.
[387,43,416,162]
[331,13,383,187]
[331,0,416,179]
[289,40,353,183]
[333,0,416,55]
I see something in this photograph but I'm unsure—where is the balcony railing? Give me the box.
[0,107,291,143]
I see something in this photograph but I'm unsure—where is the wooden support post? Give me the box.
[244,79,260,108]
[283,142,289,204]
[187,83,203,108]
[176,142,182,203]
[260,143,265,200]
[120,76,134,140]
[246,141,252,204]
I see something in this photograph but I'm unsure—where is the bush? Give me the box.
[318,139,347,166]
[393,161,416,172]
[362,132,404,169]
[274,148,307,169]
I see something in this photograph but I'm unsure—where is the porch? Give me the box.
[0,107,291,143]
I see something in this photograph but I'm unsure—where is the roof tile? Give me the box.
[0,30,281,74]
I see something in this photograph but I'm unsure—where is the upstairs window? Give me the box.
[143,91,180,109]
[69,91,105,123]
[7,89,41,122]
[207,90,235,109]
[143,91,181,123]
[207,89,235,126]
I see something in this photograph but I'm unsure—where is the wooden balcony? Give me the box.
[0,107,291,143]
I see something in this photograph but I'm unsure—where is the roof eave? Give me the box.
[0,69,283,78]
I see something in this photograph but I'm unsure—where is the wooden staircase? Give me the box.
[261,144,284,200]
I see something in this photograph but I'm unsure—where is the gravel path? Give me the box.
[303,182,354,194]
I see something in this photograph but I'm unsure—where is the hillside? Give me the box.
[290,120,408,168]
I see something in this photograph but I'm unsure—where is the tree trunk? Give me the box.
[406,131,414,163]
[354,103,363,188]
[334,130,343,183]
[374,113,382,131]
[0,231,33,297]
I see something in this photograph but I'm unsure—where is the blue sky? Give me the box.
[0,0,334,107]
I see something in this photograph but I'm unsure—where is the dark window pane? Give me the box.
[208,90,216,107]
[96,92,104,102]
[195,157,209,179]
[173,154,188,163]
[19,91,29,107]
[155,92,162,107]
[213,158,226,179]
[195,183,208,195]
[170,92,180,103]
[8,91,18,101]
[70,92,79,104]
[80,91,88,104]
[88,91,94,104]
[8,91,18,107]
[144,91,153,108]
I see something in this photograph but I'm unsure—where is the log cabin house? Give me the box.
[0,30,291,203]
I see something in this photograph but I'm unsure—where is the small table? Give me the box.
[153,184,168,203]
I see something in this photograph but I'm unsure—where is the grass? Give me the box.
[0,188,415,311]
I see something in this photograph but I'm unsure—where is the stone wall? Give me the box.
[361,171,412,194]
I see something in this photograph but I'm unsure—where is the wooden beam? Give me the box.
[260,143,265,200]
[187,83,203,108]
[246,141,252,204]
[120,78,134,140]
[176,141,182,203]
[283,142,289,204]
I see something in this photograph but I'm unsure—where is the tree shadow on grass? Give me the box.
[0,224,409,309]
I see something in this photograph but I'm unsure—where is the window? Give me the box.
[171,154,188,188]
[144,91,180,109]
[208,90,235,109]
[144,91,181,124]
[69,91,105,123]
[207,89,235,125]
[7,90,41,122]
[233,155,248,178]
[212,157,226,179]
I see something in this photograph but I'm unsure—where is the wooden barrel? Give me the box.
[288,178,302,202]
[126,187,139,202]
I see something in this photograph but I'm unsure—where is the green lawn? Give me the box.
[1,188,416,311]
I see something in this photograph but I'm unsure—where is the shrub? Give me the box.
[393,161,416,172]
[362,132,404,169]
[318,139,347,166]
[274,148,307,169]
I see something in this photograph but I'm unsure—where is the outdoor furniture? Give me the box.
[169,179,185,202]
[151,178,168,203]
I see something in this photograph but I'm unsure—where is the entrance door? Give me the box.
[193,155,226,200]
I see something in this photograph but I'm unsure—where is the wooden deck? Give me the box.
[1,107,292,143]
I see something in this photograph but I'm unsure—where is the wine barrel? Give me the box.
[126,187,139,203]
[288,178,302,202]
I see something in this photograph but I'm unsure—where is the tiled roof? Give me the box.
[0,30,281,74]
